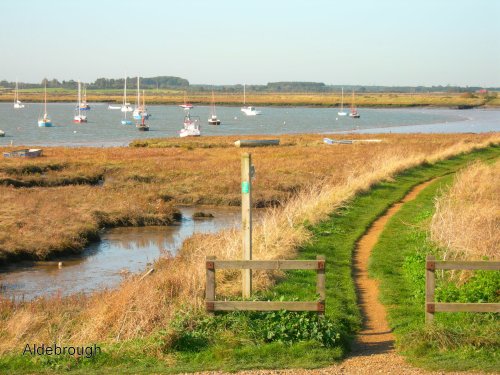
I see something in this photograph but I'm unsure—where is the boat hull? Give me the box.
[121,120,133,125]
[208,119,221,125]
[38,121,52,127]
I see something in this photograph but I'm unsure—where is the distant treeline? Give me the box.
[0,77,497,93]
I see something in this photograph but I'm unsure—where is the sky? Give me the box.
[1,0,499,87]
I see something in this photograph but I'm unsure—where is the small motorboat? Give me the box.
[241,106,261,116]
[179,112,201,137]
[0,130,5,137]
[136,116,149,131]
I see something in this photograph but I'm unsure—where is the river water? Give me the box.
[0,207,242,300]
[0,103,498,147]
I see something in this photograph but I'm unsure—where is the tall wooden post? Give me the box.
[316,255,326,316]
[241,153,252,298]
[425,255,436,323]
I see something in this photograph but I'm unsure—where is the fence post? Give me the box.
[206,256,216,313]
[425,255,435,323]
[316,255,326,316]
[241,153,253,298]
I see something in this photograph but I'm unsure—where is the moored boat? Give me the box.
[73,81,88,123]
[349,90,360,118]
[338,88,347,116]
[208,91,221,125]
[38,83,52,127]
[241,84,261,116]
[13,81,25,109]
[180,112,201,137]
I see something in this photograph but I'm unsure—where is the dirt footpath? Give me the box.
[199,179,481,374]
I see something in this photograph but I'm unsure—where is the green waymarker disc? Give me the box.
[242,181,250,194]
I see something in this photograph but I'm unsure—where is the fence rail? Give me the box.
[206,255,325,314]
[425,255,500,322]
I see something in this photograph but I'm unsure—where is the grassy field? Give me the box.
[0,87,498,107]
[370,164,499,372]
[1,133,497,264]
[0,142,498,373]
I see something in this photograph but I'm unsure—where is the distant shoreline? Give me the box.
[0,90,498,108]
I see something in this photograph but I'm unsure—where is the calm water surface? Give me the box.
[1,103,497,147]
[0,207,244,300]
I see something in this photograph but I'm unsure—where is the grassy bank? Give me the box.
[2,133,496,264]
[0,88,498,107]
[1,143,498,373]
[370,161,499,371]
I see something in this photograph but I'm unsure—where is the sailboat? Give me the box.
[338,88,347,116]
[13,81,25,109]
[133,77,150,120]
[38,83,52,127]
[180,110,201,137]
[179,92,193,110]
[349,90,360,118]
[136,90,150,131]
[74,81,88,123]
[121,77,133,112]
[241,84,261,116]
[208,90,221,125]
[79,83,91,110]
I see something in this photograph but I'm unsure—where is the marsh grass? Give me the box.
[431,160,499,261]
[0,89,495,107]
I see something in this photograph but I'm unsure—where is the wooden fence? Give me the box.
[425,255,500,322]
[206,255,325,314]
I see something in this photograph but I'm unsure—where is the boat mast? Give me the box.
[340,88,344,111]
[78,81,81,117]
[243,84,246,106]
[44,82,47,117]
[137,76,140,108]
[14,80,18,103]
[123,76,127,106]
[211,90,216,116]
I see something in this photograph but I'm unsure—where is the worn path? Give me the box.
[201,179,480,374]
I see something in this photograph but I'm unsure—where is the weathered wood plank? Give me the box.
[206,256,216,303]
[425,255,436,323]
[211,301,321,312]
[213,260,321,270]
[433,303,500,313]
[434,261,500,271]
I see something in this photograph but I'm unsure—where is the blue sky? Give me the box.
[1,0,499,86]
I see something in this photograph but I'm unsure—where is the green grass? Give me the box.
[1,145,498,373]
[370,167,499,371]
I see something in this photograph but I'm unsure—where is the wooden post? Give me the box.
[425,255,436,323]
[241,153,252,298]
[206,256,216,313]
[316,255,326,315]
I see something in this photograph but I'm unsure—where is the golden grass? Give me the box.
[430,160,499,261]
[0,90,495,107]
[0,133,499,353]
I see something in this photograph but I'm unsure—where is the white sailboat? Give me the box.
[37,83,52,127]
[241,84,261,116]
[13,80,25,109]
[349,90,360,118]
[79,83,90,110]
[121,77,133,112]
[133,77,150,120]
[338,88,347,116]
[136,90,150,131]
[179,92,194,110]
[208,90,221,125]
[73,81,88,123]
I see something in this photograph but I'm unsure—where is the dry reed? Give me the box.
[430,160,499,261]
[0,133,499,353]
